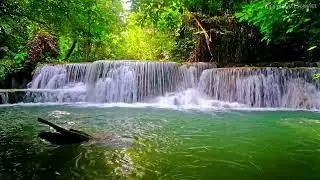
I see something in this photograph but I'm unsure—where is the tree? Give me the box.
[116,12,176,60]
[24,0,125,61]
[131,0,252,63]
[236,0,320,60]
[1,0,125,63]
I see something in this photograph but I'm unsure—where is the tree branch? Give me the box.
[64,40,77,61]
[192,14,213,57]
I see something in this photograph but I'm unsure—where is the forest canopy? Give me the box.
[0,0,319,78]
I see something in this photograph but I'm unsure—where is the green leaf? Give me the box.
[303,18,311,23]
[313,73,320,79]
[307,46,317,51]
[286,27,294,33]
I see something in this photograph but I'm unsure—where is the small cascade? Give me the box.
[27,61,215,103]
[0,90,26,104]
[199,67,320,109]
[0,92,9,104]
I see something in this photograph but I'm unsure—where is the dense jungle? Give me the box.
[1,0,319,88]
[1,1,320,180]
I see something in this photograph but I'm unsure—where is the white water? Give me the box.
[199,68,320,109]
[1,101,320,113]
[1,61,320,110]
[27,61,213,103]
[0,92,8,104]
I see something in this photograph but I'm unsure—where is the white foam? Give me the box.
[49,110,71,118]
[27,61,214,104]
[0,99,318,113]
[199,68,320,109]
[15,61,320,110]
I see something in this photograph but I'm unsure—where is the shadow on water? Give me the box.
[0,124,41,180]
[35,144,117,180]
[0,126,139,180]
[36,141,143,180]
[0,122,116,180]
[0,134,123,180]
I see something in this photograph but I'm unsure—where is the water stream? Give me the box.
[1,60,320,110]
[1,61,320,179]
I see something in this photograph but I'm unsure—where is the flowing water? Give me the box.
[0,61,320,179]
[0,105,320,180]
[199,67,320,109]
[25,61,214,103]
[1,61,320,109]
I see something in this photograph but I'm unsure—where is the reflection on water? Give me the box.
[0,105,320,179]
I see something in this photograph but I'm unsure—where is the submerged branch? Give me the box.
[38,118,92,145]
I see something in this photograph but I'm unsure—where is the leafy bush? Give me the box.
[236,0,319,47]
[27,31,59,62]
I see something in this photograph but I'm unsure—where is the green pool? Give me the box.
[0,105,320,180]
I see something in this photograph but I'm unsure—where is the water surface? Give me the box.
[0,105,320,180]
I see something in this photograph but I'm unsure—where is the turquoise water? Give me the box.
[0,105,320,179]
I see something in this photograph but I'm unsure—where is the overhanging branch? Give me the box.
[192,14,213,57]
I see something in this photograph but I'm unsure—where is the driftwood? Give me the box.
[38,118,92,145]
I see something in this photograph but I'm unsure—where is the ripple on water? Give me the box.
[48,110,71,118]
[0,105,320,179]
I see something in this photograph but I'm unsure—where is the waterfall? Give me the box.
[26,61,214,103]
[1,61,319,110]
[199,67,320,109]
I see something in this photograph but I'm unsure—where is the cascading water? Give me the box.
[26,60,214,104]
[0,92,8,104]
[1,61,320,110]
[199,67,320,109]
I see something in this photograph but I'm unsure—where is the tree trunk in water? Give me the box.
[38,118,92,145]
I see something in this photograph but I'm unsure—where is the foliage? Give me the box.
[0,0,35,60]
[314,73,320,79]
[0,57,24,81]
[1,0,124,62]
[131,0,184,34]
[27,32,59,62]
[26,0,124,61]
[0,64,5,80]
[116,13,176,60]
[236,0,320,49]
[131,0,251,62]
[1,0,320,83]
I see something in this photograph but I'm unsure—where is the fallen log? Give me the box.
[38,118,92,145]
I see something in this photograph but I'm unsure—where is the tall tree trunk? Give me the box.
[85,6,92,61]
[84,39,91,61]
[64,40,77,61]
